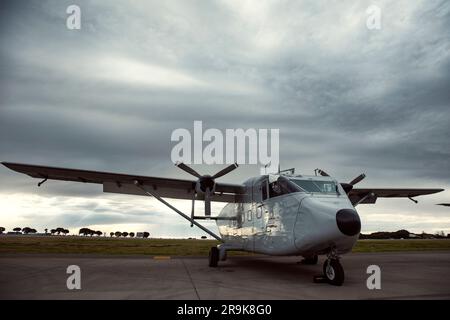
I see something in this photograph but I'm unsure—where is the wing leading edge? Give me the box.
[1,162,246,203]
[348,188,444,205]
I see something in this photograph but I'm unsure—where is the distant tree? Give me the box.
[51,229,56,235]
[434,231,445,238]
[30,228,37,234]
[79,228,90,236]
[122,232,129,237]
[95,230,102,236]
[110,232,114,237]
[143,232,150,238]
[0,227,5,234]
[22,227,32,234]
[201,236,207,239]
[63,229,69,236]
[13,227,21,233]
[389,229,410,239]
[129,232,135,238]
[55,227,66,235]
[115,231,122,237]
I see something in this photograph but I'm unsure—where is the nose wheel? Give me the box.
[322,259,344,286]
[313,249,345,286]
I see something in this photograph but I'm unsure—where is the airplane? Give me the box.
[1,161,444,286]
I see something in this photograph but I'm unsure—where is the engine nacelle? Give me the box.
[195,175,216,194]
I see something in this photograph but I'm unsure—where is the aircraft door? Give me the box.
[252,177,269,252]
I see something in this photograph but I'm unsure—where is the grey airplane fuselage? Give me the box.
[216,175,360,256]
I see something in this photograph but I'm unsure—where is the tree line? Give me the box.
[0,227,149,238]
[359,229,450,239]
[78,228,150,238]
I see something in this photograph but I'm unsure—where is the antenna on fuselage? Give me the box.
[314,168,329,177]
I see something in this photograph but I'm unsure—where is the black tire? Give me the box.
[208,246,219,267]
[302,255,318,265]
[323,259,344,286]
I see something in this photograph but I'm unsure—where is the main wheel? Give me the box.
[208,246,219,267]
[323,259,344,286]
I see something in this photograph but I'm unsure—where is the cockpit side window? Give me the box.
[268,176,304,199]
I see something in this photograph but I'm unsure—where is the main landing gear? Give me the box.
[209,246,227,267]
[313,249,345,286]
[208,247,219,267]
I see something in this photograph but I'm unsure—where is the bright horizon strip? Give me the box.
[1,192,449,236]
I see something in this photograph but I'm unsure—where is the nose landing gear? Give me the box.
[313,249,345,286]
[323,258,344,286]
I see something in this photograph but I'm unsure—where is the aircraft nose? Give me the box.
[336,209,361,236]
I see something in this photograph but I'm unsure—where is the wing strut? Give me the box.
[133,180,222,242]
[38,177,48,187]
[408,196,418,204]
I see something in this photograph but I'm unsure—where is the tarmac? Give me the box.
[1,251,449,299]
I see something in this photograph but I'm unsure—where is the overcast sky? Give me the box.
[0,0,449,237]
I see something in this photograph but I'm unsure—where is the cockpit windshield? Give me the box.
[290,179,337,194]
[265,176,338,199]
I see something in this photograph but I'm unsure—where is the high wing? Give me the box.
[1,162,246,203]
[348,188,444,205]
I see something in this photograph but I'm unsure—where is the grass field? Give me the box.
[0,236,450,255]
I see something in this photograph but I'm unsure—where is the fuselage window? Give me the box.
[256,206,262,219]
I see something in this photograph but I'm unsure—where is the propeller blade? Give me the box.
[212,163,238,179]
[175,162,202,178]
[340,183,353,194]
[204,188,211,216]
[349,173,366,186]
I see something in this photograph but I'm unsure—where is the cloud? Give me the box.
[0,0,449,235]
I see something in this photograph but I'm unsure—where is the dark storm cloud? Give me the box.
[0,0,449,232]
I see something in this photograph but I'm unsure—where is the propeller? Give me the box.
[175,162,239,217]
[176,162,201,178]
[341,173,366,194]
[349,173,366,186]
